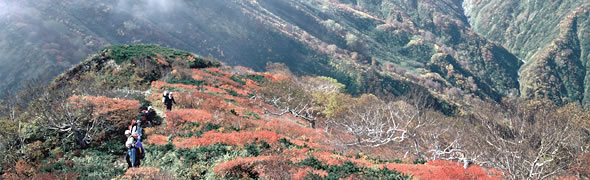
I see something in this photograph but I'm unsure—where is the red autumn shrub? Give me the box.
[68,95,139,133]
[146,135,169,146]
[291,167,311,180]
[381,160,497,180]
[201,96,231,112]
[174,130,282,148]
[245,79,260,89]
[166,109,212,124]
[151,81,199,91]
[192,69,213,79]
[312,152,346,166]
[272,74,290,82]
[206,67,231,77]
[291,167,328,180]
[173,92,200,109]
[262,118,332,150]
[214,154,295,179]
[571,153,590,177]
[214,156,277,178]
[2,160,35,180]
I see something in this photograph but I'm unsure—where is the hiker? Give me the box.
[162,91,176,111]
[135,138,144,167]
[145,106,156,127]
[125,130,138,168]
[130,119,143,141]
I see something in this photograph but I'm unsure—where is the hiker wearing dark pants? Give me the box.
[125,131,139,168]
[162,91,176,111]
[145,106,156,127]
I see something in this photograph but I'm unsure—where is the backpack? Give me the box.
[136,141,145,159]
[129,123,138,132]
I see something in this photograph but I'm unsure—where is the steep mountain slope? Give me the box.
[0,0,523,107]
[465,0,590,105]
[1,45,500,179]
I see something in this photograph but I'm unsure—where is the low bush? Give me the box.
[103,44,192,64]
[298,156,410,179]
[39,149,125,180]
[167,79,206,86]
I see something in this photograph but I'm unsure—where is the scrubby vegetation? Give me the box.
[2,45,590,179]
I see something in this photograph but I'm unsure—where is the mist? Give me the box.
[0,0,319,95]
[115,0,187,18]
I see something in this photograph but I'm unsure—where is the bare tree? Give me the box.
[31,90,105,148]
[469,99,580,179]
[329,94,416,147]
[251,79,319,128]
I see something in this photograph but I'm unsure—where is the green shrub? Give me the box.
[298,156,411,179]
[298,156,327,170]
[167,79,206,86]
[244,139,271,156]
[279,138,304,149]
[243,112,261,120]
[39,149,125,180]
[188,57,221,69]
[94,138,126,155]
[224,88,240,97]
[230,75,246,85]
[243,74,267,84]
[413,158,427,164]
[143,143,244,179]
[103,44,192,64]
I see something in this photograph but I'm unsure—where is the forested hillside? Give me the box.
[465,0,590,105]
[1,0,524,108]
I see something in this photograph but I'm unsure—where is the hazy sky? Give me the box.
[115,0,187,19]
[0,1,23,17]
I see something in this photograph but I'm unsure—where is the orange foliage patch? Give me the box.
[68,96,139,141]
[272,74,290,82]
[173,92,214,109]
[156,59,169,66]
[166,109,212,123]
[291,167,328,180]
[214,156,277,176]
[571,153,590,177]
[200,96,232,112]
[151,81,199,91]
[262,118,331,150]
[312,151,352,166]
[192,69,213,79]
[146,134,169,146]
[206,67,231,77]
[245,79,260,89]
[257,72,274,80]
[174,130,282,148]
[192,74,203,81]
[381,160,497,180]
